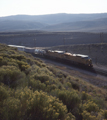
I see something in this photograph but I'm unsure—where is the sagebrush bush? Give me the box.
[51,89,81,112]
[27,90,68,120]
[0,65,25,88]
[2,97,21,120]
[82,110,103,120]
[83,100,99,113]
[11,87,74,120]
[81,91,91,101]
[103,110,107,119]
[0,84,10,102]
[29,79,46,91]
[34,74,50,83]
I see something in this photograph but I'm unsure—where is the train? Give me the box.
[34,48,92,67]
[43,50,93,67]
[8,45,93,67]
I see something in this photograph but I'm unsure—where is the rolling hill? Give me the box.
[43,18,107,32]
[0,13,107,32]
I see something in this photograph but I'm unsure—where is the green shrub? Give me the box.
[65,113,76,120]
[0,56,8,66]
[52,89,81,112]
[82,110,102,120]
[34,59,45,67]
[70,80,80,91]
[103,110,107,119]
[34,74,50,83]
[0,56,3,62]
[2,97,21,120]
[27,90,68,120]
[7,59,19,67]
[14,87,71,120]
[47,84,57,91]
[92,97,105,109]
[17,60,30,71]
[9,54,26,61]
[0,84,10,102]
[29,79,46,91]
[81,91,91,101]
[83,101,99,113]
[0,66,25,88]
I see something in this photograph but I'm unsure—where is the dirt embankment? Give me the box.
[51,43,107,66]
[0,32,107,47]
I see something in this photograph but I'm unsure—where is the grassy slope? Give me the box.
[0,43,107,120]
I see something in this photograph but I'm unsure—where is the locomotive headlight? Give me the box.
[89,59,91,61]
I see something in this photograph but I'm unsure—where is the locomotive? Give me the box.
[44,50,93,67]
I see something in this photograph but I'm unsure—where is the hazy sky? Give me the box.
[0,0,107,17]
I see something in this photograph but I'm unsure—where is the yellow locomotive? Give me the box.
[45,50,93,67]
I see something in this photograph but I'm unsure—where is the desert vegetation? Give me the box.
[0,43,107,120]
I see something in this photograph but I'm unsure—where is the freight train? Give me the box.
[43,50,93,67]
[8,45,93,67]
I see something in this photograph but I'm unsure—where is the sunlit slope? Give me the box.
[0,43,107,119]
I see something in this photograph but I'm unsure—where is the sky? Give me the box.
[0,0,107,17]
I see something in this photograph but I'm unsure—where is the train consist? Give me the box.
[8,45,93,67]
[43,50,93,67]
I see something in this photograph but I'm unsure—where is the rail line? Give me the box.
[94,68,107,76]
[34,54,107,77]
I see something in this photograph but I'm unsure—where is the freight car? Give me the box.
[44,50,93,67]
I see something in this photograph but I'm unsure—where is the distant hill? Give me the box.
[0,13,107,32]
[0,20,47,32]
[43,18,107,32]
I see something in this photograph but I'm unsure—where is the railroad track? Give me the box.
[34,55,107,77]
[94,68,107,76]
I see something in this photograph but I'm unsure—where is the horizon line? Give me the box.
[1,12,107,17]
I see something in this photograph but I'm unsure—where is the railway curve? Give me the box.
[34,55,107,88]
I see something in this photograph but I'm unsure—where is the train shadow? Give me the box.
[58,58,97,74]
[34,54,97,75]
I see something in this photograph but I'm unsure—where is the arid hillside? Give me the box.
[0,43,107,120]
[0,31,107,47]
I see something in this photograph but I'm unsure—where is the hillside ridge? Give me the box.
[0,13,107,32]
